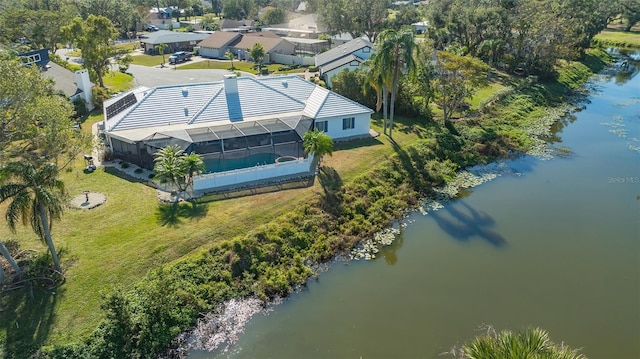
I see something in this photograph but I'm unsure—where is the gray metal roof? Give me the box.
[140,30,210,45]
[315,37,373,67]
[320,54,365,73]
[105,75,372,142]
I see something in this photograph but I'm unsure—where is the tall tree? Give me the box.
[433,51,487,125]
[303,129,333,168]
[61,15,118,88]
[0,241,23,280]
[318,0,389,42]
[0,162,65,273]
[222,0,254,20]
[0,56,89,167]
[365,58,390,135]
[249,43,265,72]
[373,28,417,138]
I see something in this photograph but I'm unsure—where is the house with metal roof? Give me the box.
[102,75,372,193]
[139,30,210,54]
[198,31,296,63]
[315,38,374,88]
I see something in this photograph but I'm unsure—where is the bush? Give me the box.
[308,66,318,72]
[134,168,143,174]
[148,173,156,179]
[92,87,110,109]
[120,162,130,169]
[72,97,88,118]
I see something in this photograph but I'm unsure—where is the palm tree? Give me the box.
[153,145,187,193]
[225,50,235,70]
[156,43,168,67]
[460,327,587,359]
[303,129,333,168]
[182,152,205,190]
[0,162,65,273]
[0,241,23,279]
[373,28,417,139]
[365,57,390,135]
[478,38,505,79]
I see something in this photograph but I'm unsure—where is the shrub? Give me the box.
[134,168,143,174]
[92,87,110,109]
[308,66,318,72]
[148,173,156,179]
[120,162,130,169]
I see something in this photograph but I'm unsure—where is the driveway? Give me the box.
[127,64,236,87]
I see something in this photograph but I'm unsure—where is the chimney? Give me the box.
[223,74,238,95]
[75,69,95,111]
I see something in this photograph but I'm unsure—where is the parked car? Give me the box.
[146,25,159,32]
[168,51,192,64]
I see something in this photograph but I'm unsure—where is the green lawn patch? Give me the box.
[593,29,640,49]
[102,71,134,92]
[179,60,299,75]
[131,54,166,67]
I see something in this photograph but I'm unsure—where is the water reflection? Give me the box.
[430,201,506,247]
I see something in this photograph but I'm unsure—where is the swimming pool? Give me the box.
[203,153,278,173]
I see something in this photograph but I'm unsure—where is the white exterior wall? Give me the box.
[318,112,370,140]
[270,53,315,66]
[199,47,224,59]
[323,62,364,88]
[193,155,314,192]
[74,69,95,111]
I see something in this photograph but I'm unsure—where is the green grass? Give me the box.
[0,51,609,357]
[593,29,640,49]
[179,60,300,75]
[102,71,134,92]
[469,82,507,111]
[0,114,409,352]
[113,41,139,53]
[131,54,166,67]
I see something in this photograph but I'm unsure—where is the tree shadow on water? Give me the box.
[430,200,506,248]
[156,201,209,227]
[0,284,63,358]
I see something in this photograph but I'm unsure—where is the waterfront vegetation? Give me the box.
[0,46,610,357]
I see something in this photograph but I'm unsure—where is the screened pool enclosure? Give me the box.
[109,115,314,173]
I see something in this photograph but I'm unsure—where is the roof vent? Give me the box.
[182,87,188,96]
[282,79,288,88]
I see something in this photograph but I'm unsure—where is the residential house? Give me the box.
[102,75,373,192]
[19,49,94,111]
[315,37,374,88]
[411,21,429,34]
[198,31,296,62]
[146,7,181,29]
[218,19,256,33]
[139,30,210,54]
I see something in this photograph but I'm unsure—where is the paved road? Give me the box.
[127,64,235,88]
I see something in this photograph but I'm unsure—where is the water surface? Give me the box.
[193,55,640,359]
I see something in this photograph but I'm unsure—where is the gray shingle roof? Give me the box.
[140,30,210,45]
[315,37,373,67]
[320,54,365,73]
[105,75,372,140]
[198,32,242,49]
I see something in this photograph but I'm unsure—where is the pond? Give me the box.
[191,52,640,359]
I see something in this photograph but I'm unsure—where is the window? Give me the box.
[315,120,328,132]
[342,117,355,130]
[20,53,41,65]
[362,47,371,53]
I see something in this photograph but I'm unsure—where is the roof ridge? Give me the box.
[188,85,224,125]
[303,86,330,118]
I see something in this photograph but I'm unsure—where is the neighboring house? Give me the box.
[411,21,429,34]
[219,19,256,33]
[18,48,49,67]
[315,37,374,88]
[199,31,295,62]
[19,49,94,111]
[139,30,209,54]
[146,7,181,29]
[102,75,373,192]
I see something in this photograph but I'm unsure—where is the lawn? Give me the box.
[102,71,134,92]
[593,28,640,48]
[0,110,419,351]
[131,54,166,67]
